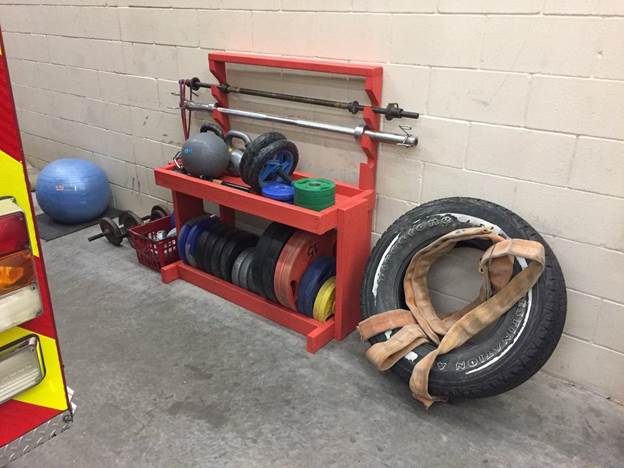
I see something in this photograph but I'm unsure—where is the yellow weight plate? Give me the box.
[313,276,336,322]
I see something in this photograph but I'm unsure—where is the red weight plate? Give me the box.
[274,230,336,309]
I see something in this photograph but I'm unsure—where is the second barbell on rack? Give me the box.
[183,101,418,148]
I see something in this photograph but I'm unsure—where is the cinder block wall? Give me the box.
[1,1,623,400]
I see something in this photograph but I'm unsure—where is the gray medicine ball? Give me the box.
[181,132,230,178]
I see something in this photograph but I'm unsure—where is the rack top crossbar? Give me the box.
[208,52,383,78]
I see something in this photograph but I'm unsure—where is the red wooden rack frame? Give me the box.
[155,52,382,353]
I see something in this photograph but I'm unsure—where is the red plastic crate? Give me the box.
[128,217,178,271]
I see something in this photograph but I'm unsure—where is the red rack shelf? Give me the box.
[155,163,374,234]
[161,262,335,353]
[156,52,382,353]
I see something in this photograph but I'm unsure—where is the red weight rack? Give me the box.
[155,52,382,353]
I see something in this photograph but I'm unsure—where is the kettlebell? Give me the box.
[225,130,252,177]
[180,126,230,178]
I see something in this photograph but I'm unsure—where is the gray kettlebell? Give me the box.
[180,128,229,178]
[225,130,252,177]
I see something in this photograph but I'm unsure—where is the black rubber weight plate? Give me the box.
[210,227,237,279]
[240,132,286,186]
[199,222,228,273]
[361,197,567,400]
[194,230,212,271]
[219,232,258,282]
[253,222,296,301]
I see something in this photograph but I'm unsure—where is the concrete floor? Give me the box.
[10,225,624,468]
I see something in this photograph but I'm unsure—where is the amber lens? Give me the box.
[0,250,34,295]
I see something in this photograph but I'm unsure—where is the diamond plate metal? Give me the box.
[0,389,75,467]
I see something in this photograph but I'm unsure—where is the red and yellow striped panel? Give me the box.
[0,29,71,446]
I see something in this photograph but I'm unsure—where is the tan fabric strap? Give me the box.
[357,228,545,408]
[357,309,414,341]
[366,324,429,371]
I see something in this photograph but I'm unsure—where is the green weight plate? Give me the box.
[293,178,336,193]
[294,196,335,206]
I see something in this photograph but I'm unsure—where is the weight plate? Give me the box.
[252,222,297,301]
[293,178,335,194]
[209,225,236,278]
[240,132,286,186]
[194,230,212,271]
[237,248,252,290]
[297,256,336,316]
[150,204,170,220]
[293,178,336,211]
[179,215,212,265]
[294,192,336,204]
[261,182,294,202]
[231,247,253,288]
[185,216,217,267]
[242,249,257,292]
[274,230,336,310]
[99,217,123,246]
[119,210,143,229]
[219,231,258,282]
[178,222,192,263]
[313,276,336,322]
[249,139,299,194]
[198,222,228,273]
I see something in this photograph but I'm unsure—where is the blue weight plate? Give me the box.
[296,256,336,316]
[261,182,294,202]
[185,216,218,267]
[178,215,207,264]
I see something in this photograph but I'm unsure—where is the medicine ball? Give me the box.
[180,131,230,178]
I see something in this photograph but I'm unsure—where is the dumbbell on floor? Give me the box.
[88,205,170,246]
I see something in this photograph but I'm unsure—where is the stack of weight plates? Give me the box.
[273,230,336,310]
[178,215,258,282]
[179,216,338,321]
[293,178,336,211]
[252,222,297,302]
[296,256,336,320]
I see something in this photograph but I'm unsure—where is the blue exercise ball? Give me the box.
[36,159,111,224]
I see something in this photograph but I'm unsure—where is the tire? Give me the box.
[361,197,566,400]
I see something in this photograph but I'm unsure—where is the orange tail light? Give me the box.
[0,250,34,295]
